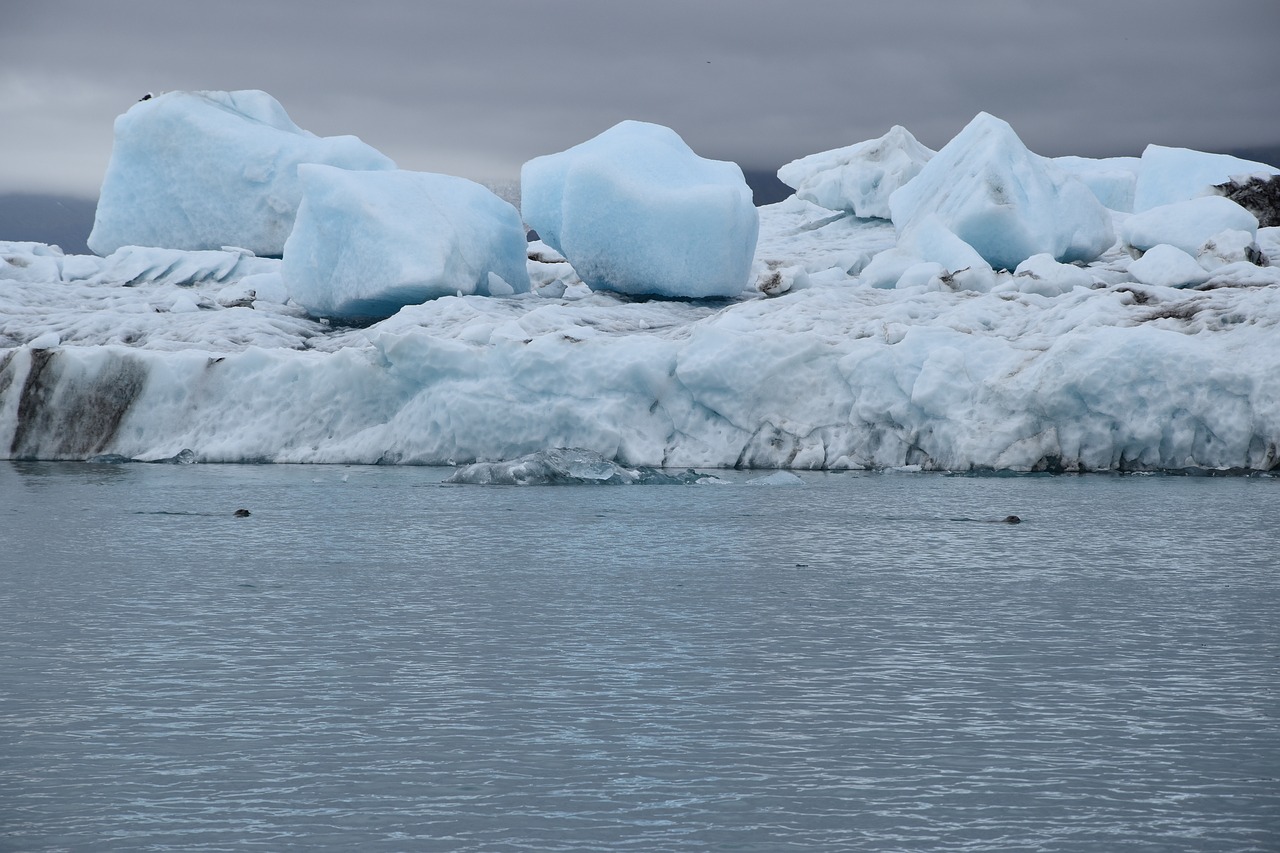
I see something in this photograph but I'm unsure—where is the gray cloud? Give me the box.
[2,0,1277,197]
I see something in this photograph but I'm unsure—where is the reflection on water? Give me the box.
[2,462,1278,851]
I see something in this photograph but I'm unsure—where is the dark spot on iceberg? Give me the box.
[10,349,147,459]
[1214,174,1280,228]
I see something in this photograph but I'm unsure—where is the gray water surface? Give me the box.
[1,462,1277,851]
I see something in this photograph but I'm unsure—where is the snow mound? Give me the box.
[1121,195,1259,257]
[282,166,530,321]
[888,112,1115,270]
[1133,145,1279,213]
[521,120,758,298]
[1127,244,1211,288]
[1000,254,1095,297]
[445,447,703,485]
[88,90,395,257]
[777,125,934,219]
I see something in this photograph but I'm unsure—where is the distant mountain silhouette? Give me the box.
[2,146,1274,257]
[0,193,96,255]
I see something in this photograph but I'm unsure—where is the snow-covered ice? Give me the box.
[4,108,1280,473]
[282,166,530,320]
[88,90,395,257]
[777,125,934,219]
[521,121,758,298]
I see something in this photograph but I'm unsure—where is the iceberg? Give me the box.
[4,104,1280,474]
[521,121,759,298]
[1120,195,1259,256]
[888,113,1115,271]
[777,126,934,219]
[282,166,530,321]
[1132,145,1280,213]
[87,90,395,257]
[445,447,703,485]
[1051,155,1142,212]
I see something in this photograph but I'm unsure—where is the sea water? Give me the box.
[1,461,1277,852]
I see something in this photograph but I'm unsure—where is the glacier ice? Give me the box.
[88,90,396,257]
[282,166,530,320]
[1052,155,1141,212]
[1120,195,1258,256]
[888,113,1115,271]
[521,121,759,298]
[1133,145,1280,213]
[4,108,1280,474]
[777,125,934,219]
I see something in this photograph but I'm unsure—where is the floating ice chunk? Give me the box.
[1120,195,1258,257]
[88,90,396,257]
[1132,145,1279,212]
[889,112,1115,270]
[749,470,805,486]
[777,125,934,219]
[521,120,758,298]
[1052,155,1141,211]
[1127,244,1211,287]
[281,166,530,321]
[445,447,702,485]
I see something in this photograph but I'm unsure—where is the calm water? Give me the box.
[1,462,1277,852]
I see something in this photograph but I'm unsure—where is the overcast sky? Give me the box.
[3,0,1278,198]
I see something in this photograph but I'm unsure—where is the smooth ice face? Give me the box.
[1127,244,1211,288]
[889,112,1115,270]
[1133,145,1279,212]
[282,166,530,321]
[1052,156,1142,212]
[521,120,758,298]
[1120,196,1259,256]
[88,90,396,257]
[777,125,934,219]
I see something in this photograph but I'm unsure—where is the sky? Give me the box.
[2,0,1278,199]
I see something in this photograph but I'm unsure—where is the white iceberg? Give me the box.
[282,166,530,320]
[1120,195,1258,256]
[88,90,395,257]
[521,120,758,299]
[1132,145,1279,213]
[888,112,1115,270]
[777,125,934,219]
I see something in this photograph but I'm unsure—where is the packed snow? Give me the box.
[3,95,1279,473]
[521,120,759,299]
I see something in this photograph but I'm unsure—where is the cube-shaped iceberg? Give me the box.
[1132,145,1279,212]
[88,90,396,257]
[521,121,759,299]
[281,165,530,321]
[888,113,1115,271]
[778,125,935,219]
